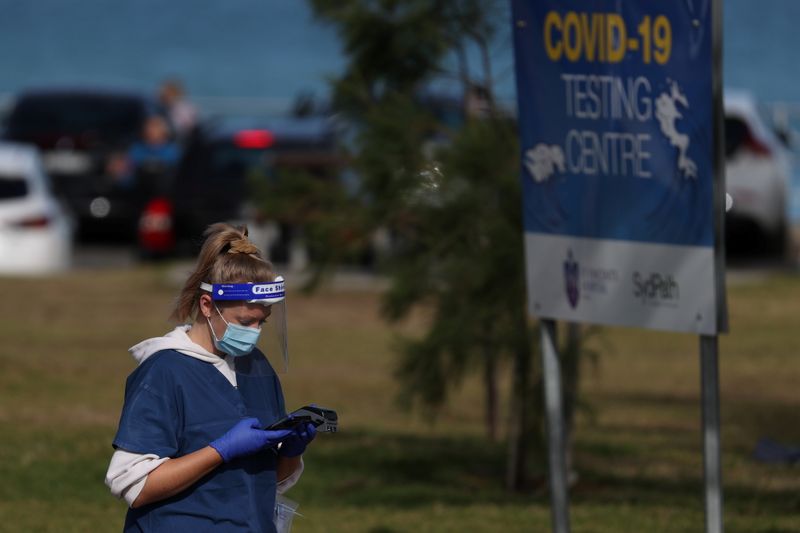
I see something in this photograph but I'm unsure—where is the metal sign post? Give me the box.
[700,335,723,533]
[541,319,570,533]
[704,0,727,530]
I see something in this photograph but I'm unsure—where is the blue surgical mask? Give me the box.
[208,304,262,357]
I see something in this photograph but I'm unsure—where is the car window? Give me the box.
[208,144,265,180]
[724,116,749,157]
[179,142,265,186]
[0,174,29,199]
[6,96,144,144]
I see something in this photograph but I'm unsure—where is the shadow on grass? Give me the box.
[295,376,800,528]
[568,463,800,516]
[298,430,544,508]
[587,387,800,469]
[3,414,797,528]
[296,427,800,522]
[596,390,800,447]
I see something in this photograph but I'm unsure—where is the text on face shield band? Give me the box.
[199,280,285,303]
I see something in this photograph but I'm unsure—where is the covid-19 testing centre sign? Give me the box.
[513,1,727,334]
[511,0,728,532]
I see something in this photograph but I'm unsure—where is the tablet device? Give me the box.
[267,405,338,433]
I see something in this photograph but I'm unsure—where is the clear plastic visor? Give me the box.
[200,279,289,373]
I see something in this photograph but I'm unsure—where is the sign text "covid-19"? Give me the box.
[543,11,672,65]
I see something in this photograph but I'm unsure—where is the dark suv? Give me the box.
[137,115,343,260]
[2,87,166,240]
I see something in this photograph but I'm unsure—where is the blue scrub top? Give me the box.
[113,349,286,532]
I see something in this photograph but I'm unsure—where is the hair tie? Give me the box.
[228,239,259,255]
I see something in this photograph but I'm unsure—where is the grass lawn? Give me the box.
[0,265,798,532]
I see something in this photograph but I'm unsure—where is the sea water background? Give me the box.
[0,0,345,106]
[0,0,798,219]
[0,0,797,104]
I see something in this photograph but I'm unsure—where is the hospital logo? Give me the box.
[563,250,580,309]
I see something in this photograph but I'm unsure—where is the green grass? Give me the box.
[0,266,799,532]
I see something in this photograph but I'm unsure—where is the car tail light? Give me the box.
[139,197,175,253]
[725,117,772,158]
[744,131,771,157]
[13,215,51,228]
[234,129,274,149]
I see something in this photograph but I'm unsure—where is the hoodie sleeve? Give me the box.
[105,449,170,507]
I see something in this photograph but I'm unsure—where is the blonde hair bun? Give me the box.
[228,239,259,255]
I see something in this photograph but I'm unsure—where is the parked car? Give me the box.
[724,90,791,254]
[0,142,73,274]
[2,87,168,240]
[137,115,343,260]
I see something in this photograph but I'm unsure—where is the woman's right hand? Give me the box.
[210,417,293,463]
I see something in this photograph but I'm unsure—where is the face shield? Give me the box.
[200,276,289,373]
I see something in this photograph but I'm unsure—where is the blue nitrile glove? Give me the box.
[277,420,317,458]
[210,417,294,463]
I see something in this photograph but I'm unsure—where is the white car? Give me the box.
[724,91,791,253]
[0,143,73,274]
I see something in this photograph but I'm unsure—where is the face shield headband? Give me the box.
[200,277,289,373]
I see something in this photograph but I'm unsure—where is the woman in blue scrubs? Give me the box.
[106,223,315,532]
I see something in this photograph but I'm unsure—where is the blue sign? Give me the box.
[514,1,713,245]
[512,0,725,334]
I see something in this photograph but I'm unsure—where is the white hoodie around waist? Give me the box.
[104,326,303,507]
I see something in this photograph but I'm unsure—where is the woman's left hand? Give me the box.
[278,421,317,457]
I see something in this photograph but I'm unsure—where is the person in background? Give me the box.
[109,115,180,193]
[105,223,315,532]
[158,78,198,139]
[128,115,180,175]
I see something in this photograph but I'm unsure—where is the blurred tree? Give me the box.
[300,0,546,490]
[378,116,544,491]
[250,165,373,284]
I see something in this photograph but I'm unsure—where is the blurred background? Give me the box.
[0,1,799,532]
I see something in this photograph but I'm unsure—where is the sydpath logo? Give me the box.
[632,271,680,307]
[563,249,580,309]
